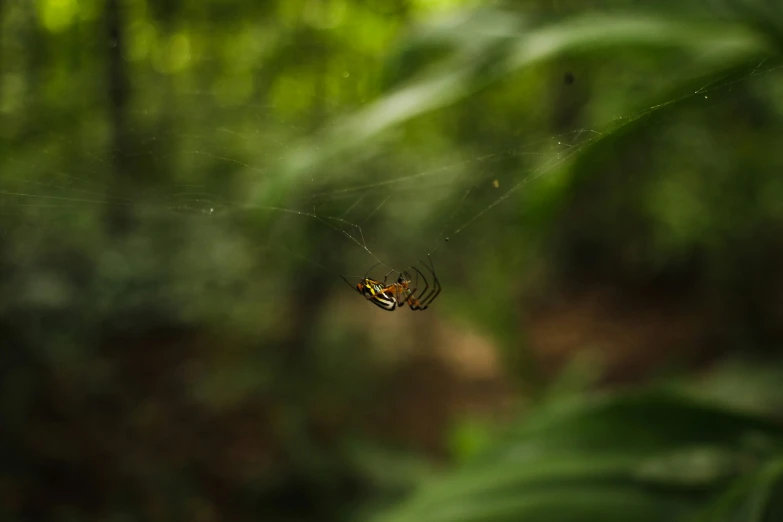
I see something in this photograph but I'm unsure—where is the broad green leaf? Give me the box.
[378,483,699,522]
[250,9,775,206]
[373,391,783,522]
[690,456,783,522]
[501,391,783,454]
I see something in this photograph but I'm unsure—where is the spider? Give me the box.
[342,256,441,311]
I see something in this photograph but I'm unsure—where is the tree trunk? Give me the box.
[105,0,132,234]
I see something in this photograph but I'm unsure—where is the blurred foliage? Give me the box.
[373,390,783,522]
[2,0,783,521]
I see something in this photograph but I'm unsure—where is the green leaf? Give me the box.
[502,390,783,454]
[250,8,775,207]
[690,456,783,522]
[373,391,783,522]
[378,483,699,522]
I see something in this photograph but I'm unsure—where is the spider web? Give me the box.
[0,121,595,277]
[0,17,780,306]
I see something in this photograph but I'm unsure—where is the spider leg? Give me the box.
[418,256,441,309]
[394,285,405,307]
[388,270,413,307]
[340,274,361,293]
[402,283,417,308]
[409,256,440,310]
[408,265,430,310]
[342,261,387,295]
[363,261,382,280]
[381,267,396,286]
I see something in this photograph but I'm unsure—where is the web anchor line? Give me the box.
[3,59,780,281]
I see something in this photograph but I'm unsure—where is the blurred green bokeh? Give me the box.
[2,0,783,520]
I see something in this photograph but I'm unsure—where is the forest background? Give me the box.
[2,0,783,520]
